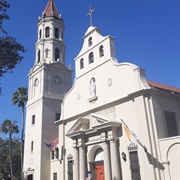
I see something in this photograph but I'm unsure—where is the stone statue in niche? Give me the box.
[90,77,96,98]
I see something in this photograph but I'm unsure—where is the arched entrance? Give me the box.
[94,148,105,180]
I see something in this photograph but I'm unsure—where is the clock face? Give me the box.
[54,76,61,85]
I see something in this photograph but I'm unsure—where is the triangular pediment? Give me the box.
[90,113,109,125]
[29,62,72,75]
[29,63,42,75]
[48,62,72,71]
[67,117,89,135]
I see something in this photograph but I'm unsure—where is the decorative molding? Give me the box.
[88,95,98,102]
[161,161,170,165]
[107,78,112,86]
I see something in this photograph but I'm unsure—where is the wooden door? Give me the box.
[95,164,105,180]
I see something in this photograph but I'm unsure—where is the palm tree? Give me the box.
[12,87,28,179]
[1,119,19,180]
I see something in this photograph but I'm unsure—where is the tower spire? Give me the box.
[43,0,60,19]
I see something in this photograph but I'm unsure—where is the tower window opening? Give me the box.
[31,141,34,152]
[55,113,60,121]
[32,115,35,125]
[51,151,54,159]
[55,48,60,61]
[45,49,49,58]
[51,147,59,160]
[39,30,42,39]
[38,50,40,63]
[99,45,104,57]
[45,27,50,38]
[88,37,92,46]
[56,148,59,159]
[55,28,59,39]
[80,58,84,69]
[89,52,94,64]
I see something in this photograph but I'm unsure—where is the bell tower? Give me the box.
[23,0,72,179]
[36,0,65,65]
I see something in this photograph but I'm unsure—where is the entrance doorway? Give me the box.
[27,174,33,180]
[94,148,104,180]
[95,164,104,180]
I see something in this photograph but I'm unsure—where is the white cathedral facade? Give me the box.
[23,0,180,180]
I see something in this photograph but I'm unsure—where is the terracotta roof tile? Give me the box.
[43,0,59,19]
[147,80,180,94]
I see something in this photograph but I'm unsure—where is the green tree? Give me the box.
[0,0,26,94]
[12,87,28,179]
[0,138,21,180]
[0,120,19,180]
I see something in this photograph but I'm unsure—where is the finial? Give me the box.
[87,5,95,26]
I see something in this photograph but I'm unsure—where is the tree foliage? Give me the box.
[12,87,28,180]
[0,36,25,77]
[12,87,28,109]
[0,137,21,180]
[0,0,26,93]
[0,119,19,180]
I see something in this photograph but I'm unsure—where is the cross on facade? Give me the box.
[87,6,95,26]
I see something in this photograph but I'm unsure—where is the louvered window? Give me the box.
[55,28,59,38]
[80,58,84,69]
[45,27,50,38]
[89,52,94,64]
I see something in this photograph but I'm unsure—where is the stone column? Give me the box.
[79,145,86,180]
[110,140,121,180]
[73,147,79,180]
[103,141,112,180]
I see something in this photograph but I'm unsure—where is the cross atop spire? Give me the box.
[87,6,95,26]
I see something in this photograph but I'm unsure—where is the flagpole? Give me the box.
[53,150,62,164]
[120,118,129,128]
[136,139,147,152]
[43,142,62,164]
[120,118,147,152]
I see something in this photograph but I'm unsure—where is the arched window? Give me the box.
[45,27,50,38]
[55,48,60,61]
[51,147,59,160]
[39,30,42,39]
[94,148,104,161]
[45,49,49,58]
[99,45,104,57]
[80,58,84,69]
[38,50,40,63]
[56,147,59,159]
[89,52,94,64]
[51,151,54,159]
[55,28,59,39]
[88,37,92,46]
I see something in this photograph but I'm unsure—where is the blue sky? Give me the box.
[0,0,180,138]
